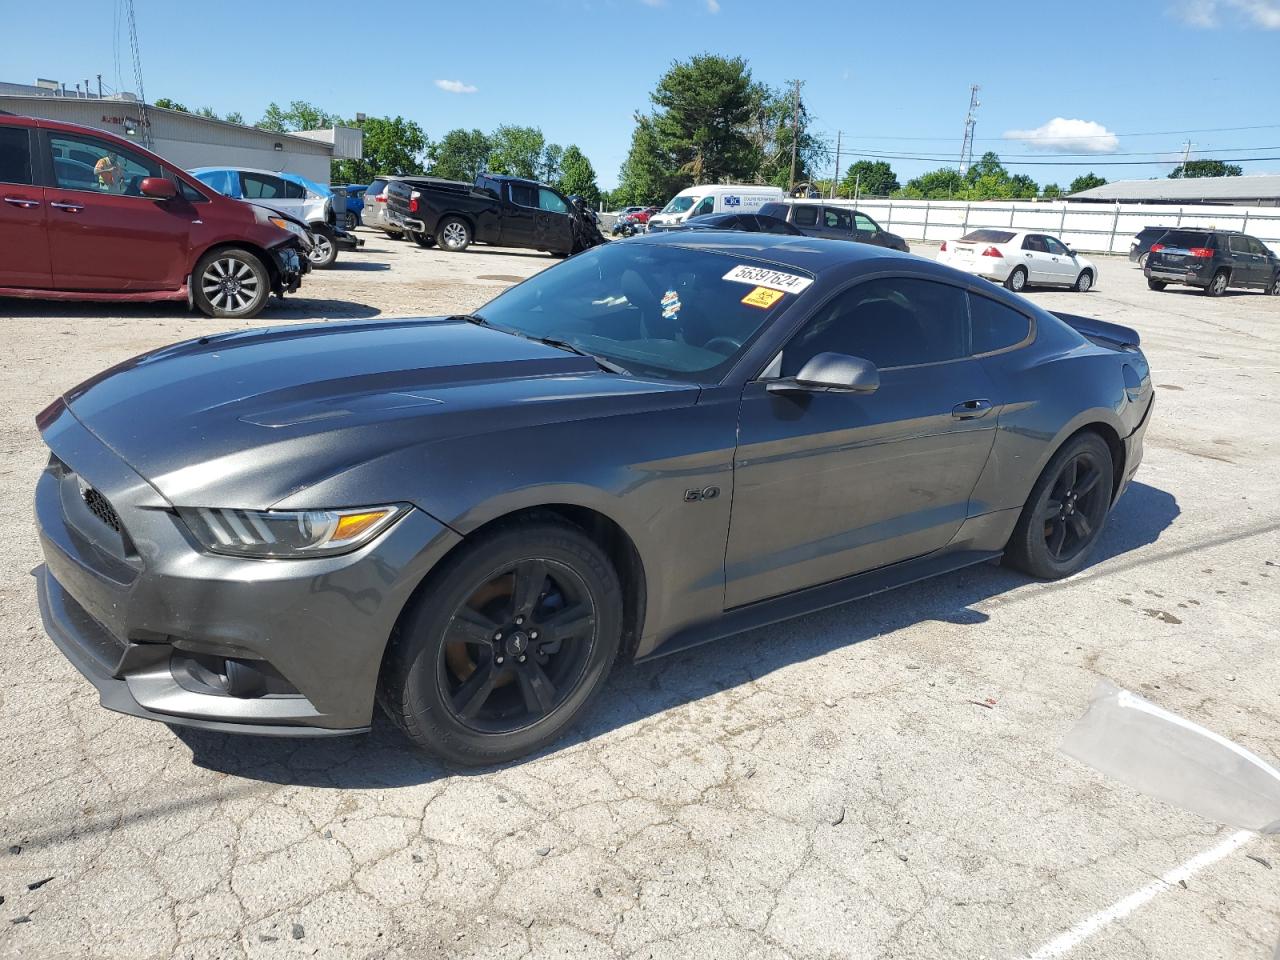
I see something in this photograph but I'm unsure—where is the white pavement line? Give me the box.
[1017,830,1256,960]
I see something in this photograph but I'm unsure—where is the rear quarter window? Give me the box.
[0,127,32,184]
[969,293,1031,355]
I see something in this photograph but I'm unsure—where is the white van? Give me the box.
[647,184,785,230]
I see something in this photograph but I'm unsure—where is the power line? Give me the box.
[837,122,1280,144]
[828,142,1280,160]
[837,149,1280,167]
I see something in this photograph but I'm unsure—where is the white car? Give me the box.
[937,229,1097,293]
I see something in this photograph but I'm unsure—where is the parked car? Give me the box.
[363,175,442,240]
[1129,226,1173,267]
[758,201,910,252]
[385,173,606,256]
[188,167,362,269]
[657,212,804,235]
[343,184,369,230]
[0,114,310,319]
[647,184,785,230]
[34,232,1153,764]
[1144,229,1279,296]
[937,229,1097,293]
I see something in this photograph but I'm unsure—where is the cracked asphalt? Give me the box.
[1,233,1277,960]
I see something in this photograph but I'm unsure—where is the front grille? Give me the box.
[82,486,122,533]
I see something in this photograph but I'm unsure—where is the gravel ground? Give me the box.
[1,231,1277,960]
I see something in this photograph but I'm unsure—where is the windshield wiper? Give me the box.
[449,313,489,327]
[534,336,631,376]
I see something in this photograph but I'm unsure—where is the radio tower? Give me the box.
[958,84,981,177]
[124,0,152,146]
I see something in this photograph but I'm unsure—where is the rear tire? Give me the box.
[1147,278,1166,291]
[1005,431,1114,580]
[438,217,472,252]
[379,519,622,765]
[410,231,436,248]
[1137,252,1149,268]
[307,226,339,269]
[192,247,270,320]
[1074,270,1093,293]
[1004,266,1028,292]
[345,212,358,231]
[1205,269,1229,296]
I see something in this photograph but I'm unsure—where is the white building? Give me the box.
[0,84,361,185]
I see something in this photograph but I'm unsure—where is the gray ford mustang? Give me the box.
[35,232,1153,764]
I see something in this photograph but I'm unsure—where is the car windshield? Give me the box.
[472,242,808,384]
[661,195,697,214]
[960,229,1016,244]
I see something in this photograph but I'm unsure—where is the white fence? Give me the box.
[824,198,1280,256]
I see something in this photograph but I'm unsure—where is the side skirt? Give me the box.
[636,549,1002,663]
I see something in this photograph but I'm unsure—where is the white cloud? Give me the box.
[1171,0,1280,27]
[434,79,477,95]
[706,0,720,11]
[1004,118,1120,154]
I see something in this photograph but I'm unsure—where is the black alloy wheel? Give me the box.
[1006,431,1114,579]
[380,519,621,765]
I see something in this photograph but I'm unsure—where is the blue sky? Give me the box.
[10,0,1280,189]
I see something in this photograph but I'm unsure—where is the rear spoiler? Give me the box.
[1052,312,1141,349]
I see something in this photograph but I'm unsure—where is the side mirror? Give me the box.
[767,352,880,395]
[139,177,177,200]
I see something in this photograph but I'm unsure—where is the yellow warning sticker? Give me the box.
[741,286,785,308]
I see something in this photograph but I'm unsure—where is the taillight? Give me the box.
[981,246,1003,258]
[409,197,419,213]
[1149,243,1164,253]
[1189,247,1213,258]
[375,194,386,202]
[939,240,948,252]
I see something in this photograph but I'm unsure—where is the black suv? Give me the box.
[758,201,910,252]
[1128,226,1171,267]
[1145,229,1279,296]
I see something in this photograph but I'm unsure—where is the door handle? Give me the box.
[953,399,993,419]
[3,196,41,209]
[50,201,85,212]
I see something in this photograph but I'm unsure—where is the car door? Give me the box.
[1018,234,1055,283]
[1227,234,1261,285]
[534,187,574,252]
[42,130,193,292]
[821,205,854,241]
[724,275,999,608]
[0,125,52,289]
[240,171,305,219]
[853,211,885,247]
[1247,236,1277,286]
[501,182,539,248]
[1041,236,1079,284]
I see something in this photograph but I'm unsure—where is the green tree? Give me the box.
[488,125,547,179]
[965,151,1008,185]
[1069,172,1108,193]
[1042,183,1063,199]
[153,97,189,112]
[558,145,601,205]
[1008,173,1040,198]
[195,106,219,120]
[332,115,428,183]
[897,167,966,199]
[748,83,828,190]
[429,129,492,182]
[258,100,340,133]
[224,111,244,125]
[840,160,899,198]
[651,54,757,185]
[614,115,679,207]
[1170,158,1244,178]
[539,143,564,184]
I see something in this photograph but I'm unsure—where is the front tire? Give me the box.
[192,247,270,319]
[1147,278,1166,291]
[379,519,622,765]
[345,212,358,231]
[438,217,472,252]
[1005,431,1114,580]
[1267,271,1279,296]
[1004,266,1028,293]
[307,227,339,269]
[1205,269,1229,296]
[1074,270,1093,293]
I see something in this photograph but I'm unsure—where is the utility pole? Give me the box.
[831,130,842,199]
[96,74,103,99]
[1178,139,1194,175]
[788,79,801,195]
[958,83,981,177]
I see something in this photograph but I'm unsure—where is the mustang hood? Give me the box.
[52,318,696,509]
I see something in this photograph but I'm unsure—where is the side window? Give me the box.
[194,169,235,196]
[781,277,970,374]
[538,188,569,214]
[282,179,307,200]
[177,179,207,202]
[792,205,819,227]
[854,213,878,233]
[241,172,286,199]
[1043,236,1069,256]
[693,195,715,216]
[1022,235,1047,253]
[969,293,1031,355]
[509,183,537,207]
[1247,237,1270,256]
[1228,235,1251,255]
[0,128,33,184]
[824,208,852,231]
[48,134,160,195]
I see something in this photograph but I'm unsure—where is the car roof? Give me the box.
[631,229,913,272]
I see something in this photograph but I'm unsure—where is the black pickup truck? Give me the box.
[385,173,605,257]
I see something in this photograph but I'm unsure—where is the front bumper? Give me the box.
[271,244,308,294]
[34,404,461,736]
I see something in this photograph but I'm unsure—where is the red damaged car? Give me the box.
[0,114,311,319]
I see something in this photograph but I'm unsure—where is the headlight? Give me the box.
[268,216,309,241]
[179,505,407,558]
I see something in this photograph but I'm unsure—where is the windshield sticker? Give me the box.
[722,264,813,293]
[661,289,682,320]
[741,286,785,309]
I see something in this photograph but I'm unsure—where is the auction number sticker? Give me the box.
[722,264,813,294]
[741,286,785,309]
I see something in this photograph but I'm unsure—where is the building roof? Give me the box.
[1070,174,1280,202]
